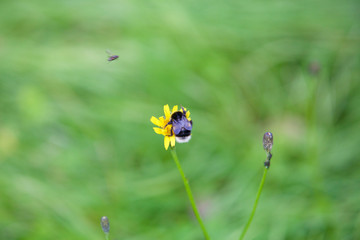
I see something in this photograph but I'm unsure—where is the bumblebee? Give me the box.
[166,107,193,143]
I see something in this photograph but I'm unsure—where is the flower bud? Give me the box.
[263,132,273,152]
[100,216,110,234]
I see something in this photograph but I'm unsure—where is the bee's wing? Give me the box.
[184,120,192,131]
[172,123,182,135]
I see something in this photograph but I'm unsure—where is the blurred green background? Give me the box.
[0,0,359,239]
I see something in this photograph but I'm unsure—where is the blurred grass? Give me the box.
[0,0,360,239]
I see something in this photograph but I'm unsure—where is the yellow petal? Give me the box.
[172,105,178,113]
[157,116,167,127]
[186,110,190,119]
[164,136,170,150]
[164,104,171,120]
[170,135,176,147]
[150,116,162,127]
[153,127,165,135]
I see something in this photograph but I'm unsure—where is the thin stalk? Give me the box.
[170,148,210,240]
[239,168,268,240]
[105,233,109,240]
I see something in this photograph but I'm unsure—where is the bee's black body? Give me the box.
[167,108,193,143]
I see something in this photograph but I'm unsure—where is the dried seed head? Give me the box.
[100,216,110,234]
[263,132,273,152]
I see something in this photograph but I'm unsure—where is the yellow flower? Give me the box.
[150,104,191,150]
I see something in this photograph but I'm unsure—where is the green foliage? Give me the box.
[0,0,359,239]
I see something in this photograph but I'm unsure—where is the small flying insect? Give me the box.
[166,107,193,143]
[106,50,119,62]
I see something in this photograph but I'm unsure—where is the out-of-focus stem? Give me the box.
[170,148,210,240]
[239,168,268,240]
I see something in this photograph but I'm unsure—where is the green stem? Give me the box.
[105,233,109,240]
[170,148,210,240]
[239,168,268,240]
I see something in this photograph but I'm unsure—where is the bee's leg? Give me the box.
[181,106,186,113]
[164,120,173,128]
